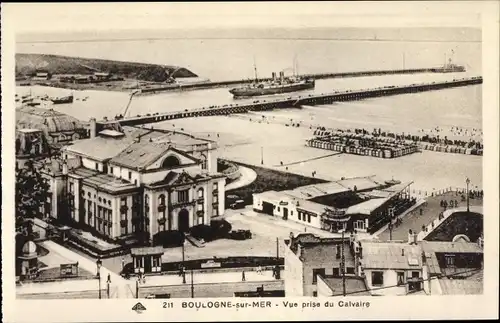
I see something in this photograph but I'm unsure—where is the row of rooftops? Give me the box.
[287,232,483,271]
[287,232,483,295]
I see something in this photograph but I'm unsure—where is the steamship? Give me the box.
[230,68,315,98]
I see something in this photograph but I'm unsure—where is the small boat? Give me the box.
[51,95,74,104]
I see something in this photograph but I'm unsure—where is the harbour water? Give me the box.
[16,31,482,192]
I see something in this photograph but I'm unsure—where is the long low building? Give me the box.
[253,177,416,234]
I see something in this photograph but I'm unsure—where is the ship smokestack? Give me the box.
[280,71,284,83]
[272,72,276,80]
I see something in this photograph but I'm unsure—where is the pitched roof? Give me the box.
[361,241,423,270]
[320,277,371,296]
[16,106,86,133]
[294,199,328,215]
[64,136,134,161]
[283,182,348,200]
[420,241,483,254]
[345,197,390,215]
[109,142,199,170]
[336,176,381,192]
[438,278,483,295]
[69,167,137,192]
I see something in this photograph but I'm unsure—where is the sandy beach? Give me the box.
[153,116,482,193]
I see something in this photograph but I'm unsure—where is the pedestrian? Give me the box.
[242,270,246,282]
[121,256,125,271]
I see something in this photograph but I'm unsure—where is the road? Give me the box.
[40,241,135,298]
[18,241,284,299]
[139,281,284,298]
[225,166,257,191]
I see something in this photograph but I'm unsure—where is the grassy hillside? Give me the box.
[15,53,197,82]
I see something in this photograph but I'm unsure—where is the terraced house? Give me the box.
[57,122,225,242]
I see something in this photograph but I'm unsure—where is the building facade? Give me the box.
[284,233,359,297]
[58,124,225,242]
[254,178,415,234]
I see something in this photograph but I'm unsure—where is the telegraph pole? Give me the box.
[341,230,346,297]
[276,237,279,259]
[261,147,264,165]
[190,269,194,298]
[466,177,470,213]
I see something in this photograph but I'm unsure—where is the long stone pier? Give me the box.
[98,76,482,129]
[139,66,466,94]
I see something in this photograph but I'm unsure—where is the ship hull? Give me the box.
[230,81,315,98]
[51,95,74,104]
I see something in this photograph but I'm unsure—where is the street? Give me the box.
[139,281,284,298]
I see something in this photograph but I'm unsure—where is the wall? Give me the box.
[363,268,424,296]
[110,165,140,185]
[293,209,322,229]
[317,275,335,296]
[284,244,305,297]
[302,243,356,296]
[80,157,104,173]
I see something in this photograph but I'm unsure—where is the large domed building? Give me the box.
[16,106,89,147]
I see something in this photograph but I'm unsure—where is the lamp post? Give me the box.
[106,274,111,298]
[182,239,186,284]
[96,258,102,299]
[466,177,470,213]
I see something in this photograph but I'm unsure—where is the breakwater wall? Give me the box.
[99,76,482,128]
[138,67,466,94]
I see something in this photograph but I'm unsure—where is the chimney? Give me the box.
[62,162,68,175]
[297,244,303,258]
[89,118,97,138]
[408,229,413,244]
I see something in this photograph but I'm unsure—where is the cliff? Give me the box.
[15,53,198,82]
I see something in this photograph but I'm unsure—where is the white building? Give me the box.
[52,123,225,242]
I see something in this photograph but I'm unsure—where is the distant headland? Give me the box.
[15,53,199,92]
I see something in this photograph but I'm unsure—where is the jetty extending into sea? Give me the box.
[96,76,482,130]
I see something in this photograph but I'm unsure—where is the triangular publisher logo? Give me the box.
[132,302,147,314]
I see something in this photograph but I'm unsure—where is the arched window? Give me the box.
[198,188,204,198]
[158,194,166,205]
[162,155,181,168]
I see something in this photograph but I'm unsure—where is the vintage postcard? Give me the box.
[1,2,499,322]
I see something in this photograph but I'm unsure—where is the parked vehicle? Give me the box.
[230,200,246,210]
[229,229,252,240]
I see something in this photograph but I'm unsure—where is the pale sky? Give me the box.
[2,2,483,34]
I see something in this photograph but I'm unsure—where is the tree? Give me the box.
[15,160,50,237]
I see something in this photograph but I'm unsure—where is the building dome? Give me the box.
[21,241,38,258]
[16,106,86,133]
